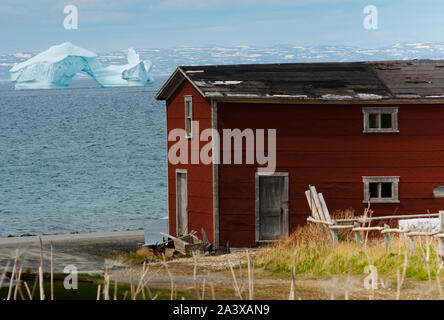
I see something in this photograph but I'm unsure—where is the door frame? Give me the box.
[175,169,188,236]
[255,172,289,242]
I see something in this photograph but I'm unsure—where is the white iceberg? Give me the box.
[10,42,154,89]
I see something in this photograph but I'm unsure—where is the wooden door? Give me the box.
[257,174,289,241]
[176,171,188,236]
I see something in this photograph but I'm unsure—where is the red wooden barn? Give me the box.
[156,60,444,248]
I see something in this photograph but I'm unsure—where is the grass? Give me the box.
[255,223,444,281]
[121,247,174,265]
[0,273,193,300]
[3,209,444,300]
[123,252,167,265]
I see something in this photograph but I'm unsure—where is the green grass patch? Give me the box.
[122,252,169,265]
[256,239,442,281]
[0,273,193,300]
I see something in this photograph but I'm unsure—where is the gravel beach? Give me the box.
[0,230,145,274]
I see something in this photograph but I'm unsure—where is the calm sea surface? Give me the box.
[0,77,168,237]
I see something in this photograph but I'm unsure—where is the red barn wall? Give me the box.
[217,102,444,247]
[166,81,214,242]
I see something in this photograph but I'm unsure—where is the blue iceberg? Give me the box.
[9,42,154,89]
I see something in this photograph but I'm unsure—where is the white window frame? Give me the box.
[363,107,399,133]
[175,169,188,236]
[362,176,400,203]
[185,95,193,139]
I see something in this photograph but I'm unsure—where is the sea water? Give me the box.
[0,77,168,237]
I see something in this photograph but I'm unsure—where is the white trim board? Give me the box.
[211,100,220,248]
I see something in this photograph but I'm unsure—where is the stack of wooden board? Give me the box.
[160,231,211,256]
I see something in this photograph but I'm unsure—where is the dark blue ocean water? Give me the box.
[0,78,168,237]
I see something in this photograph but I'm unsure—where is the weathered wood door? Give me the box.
[257,174,289,241]
[176,171,188,236]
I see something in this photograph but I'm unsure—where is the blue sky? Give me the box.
[1,0,444,53]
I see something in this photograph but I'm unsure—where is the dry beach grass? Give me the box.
[2,219,444,300]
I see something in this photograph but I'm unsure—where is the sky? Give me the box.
[1,0,444,53]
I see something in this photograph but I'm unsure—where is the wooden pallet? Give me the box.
[160,231,210,256]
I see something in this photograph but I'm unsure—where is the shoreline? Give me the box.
[0,230,147,274]
[0,218,168,246]
[0,229,145,245]
[0,218,168,245]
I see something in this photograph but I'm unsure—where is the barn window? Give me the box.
[363,107,399,133]
[185,96,193,138]
[362,176,400,203]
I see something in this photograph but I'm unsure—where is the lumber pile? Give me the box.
[143,229,212,257]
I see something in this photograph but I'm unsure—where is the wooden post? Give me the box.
[409,232,416,255]
[354,222,362,246]
[384,224,391,251]
[439,211,444,262]
[331,220,338,248]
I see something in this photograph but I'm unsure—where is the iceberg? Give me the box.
[9,42,154,89]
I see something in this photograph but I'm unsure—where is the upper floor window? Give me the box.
[185,96,193,138]
[362,176,400,203]
[363,107,399,133]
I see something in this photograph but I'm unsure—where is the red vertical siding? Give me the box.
[166,81,214,243]
[218,103,444,247]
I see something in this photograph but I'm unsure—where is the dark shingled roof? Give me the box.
[156,60,444,102]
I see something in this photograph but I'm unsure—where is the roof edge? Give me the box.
[179,59,444,70]
[156,59,444,102]
[155,67,208,101]
[210,96,444,105]
[155,67,183,100]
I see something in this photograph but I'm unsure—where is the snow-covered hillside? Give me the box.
[2,42,444,80]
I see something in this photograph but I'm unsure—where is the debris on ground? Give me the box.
[139,229,222,262]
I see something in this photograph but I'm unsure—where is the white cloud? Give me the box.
[153,0,354,11]
[200,25,235,32]
[0,0,143,22]
[0,4,27,15]
[80,11,134,23]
